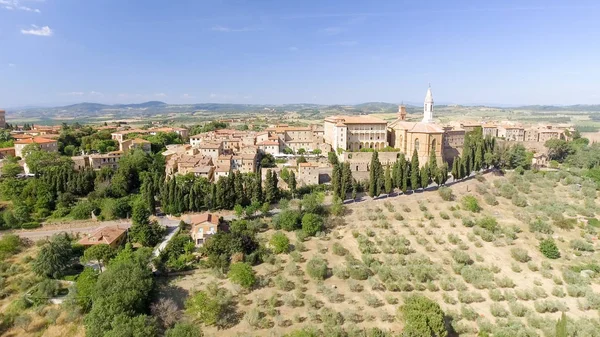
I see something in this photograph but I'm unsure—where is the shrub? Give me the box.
[483,193,498,206]
[348,264,370,281]
[489,289,505,302]
[462,195,481,213]
[510,247,531,263]
[461,265,494,289]
[511,194,528,207]
[460,305,479,321]
[570,239,594,252]
[509,301,528,317]
[458,291,485,304]
[529,219,553,234]
[439,212,450,220]
[476,216,499,232]
[452,250,473,265]
[540,239,560,259]
[438,187,454,201]
[398,295,447,337]
[332,242,348,256]
[301,213,324,236]
[270,232,290,254]
[227,262,256,289]
[495,276,516,288]
[0,234,22,259]
[306,256,328,280]
[490,303,509,317]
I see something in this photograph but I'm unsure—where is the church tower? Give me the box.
[398,103,406,121]
[422,85,434,123]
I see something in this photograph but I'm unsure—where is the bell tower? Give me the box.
[398,102,406,121]
[422,85,434,123]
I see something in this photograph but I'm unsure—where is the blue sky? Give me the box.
[1,0,599,107]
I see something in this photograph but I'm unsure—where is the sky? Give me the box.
[0,0,599,108]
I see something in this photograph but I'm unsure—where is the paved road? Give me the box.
[153,217,181,257]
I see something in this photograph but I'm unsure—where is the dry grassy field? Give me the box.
[156,170,600,336]
[2,170,600,336]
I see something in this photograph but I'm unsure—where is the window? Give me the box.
[431,139,436,152]
[415,139,420,152]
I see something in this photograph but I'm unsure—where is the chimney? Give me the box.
[398,104,407,121]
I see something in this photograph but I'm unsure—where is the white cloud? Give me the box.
[63,92,85,96]
[8,63,15,67]
[21,25,52,36]
[211,25,255,33]
[335,40,358,46]
[154,93,167,98]
[209,93,217,98]
[0,0,41,13]
[89,91,103,96]
[181,93,195,99]
[288,46,299,52]
[319,26,343,35]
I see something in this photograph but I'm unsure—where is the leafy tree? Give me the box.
[312,149,322,155]
[227,262,256,288]
[332,163,341,198]
[328,152,339,165]
[0,234,22,259]
[73,267,99,312]
[289,171,297,197]
[166,323,203,337]
[540,238,560,259]
[340,162,353,199]
[260,153,276,168]
[82,244,116,271]
[201,231,259,270]
[274,209,302,231]
[297,148,306,155]
[186,282,236,328]
[296,155,307,164]
[399,295,447,337]
[302,213,323,236]
[103,314,158,337]
[270,232,290,254]
[129,220,165,247]
[283,147,294,155]
[461,195,481,213]
[330,197,345,216]
[301,193,325,214]
[1,160,22,178]
[32,234,73,278]
[545,139,573,162]
[84,247,154,337]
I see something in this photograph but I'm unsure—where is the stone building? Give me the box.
[388,87,444,166]
[14,137,58,158]
[323,115,388,151]
[0,109,5,129]
[297,162,319,186]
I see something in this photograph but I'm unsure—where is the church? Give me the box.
[388,86,444,166]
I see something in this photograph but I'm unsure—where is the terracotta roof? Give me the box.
[14,137,57,145]
[189,166,213,174]
[391,121,444,133]
[12,134,33,139]
[199,142,222,149]
[258,140,279,146]
[215,165,231,172]
[130,138,151,144]
[299,162,318,167]
[188,213,220,225]
[79,226,127,246]
[325,115,387,125]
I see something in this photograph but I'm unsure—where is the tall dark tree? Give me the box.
[368,152,383,197]
[420,164,430,190]
[340,162,353,199]
[289,171,297,197]
[384,165,393,194]
[331,163,342,199]
[410,149,420,191]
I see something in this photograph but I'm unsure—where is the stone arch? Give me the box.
[414,138,420,152]
[431,138,436,153]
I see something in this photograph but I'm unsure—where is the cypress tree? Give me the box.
[420,164,430,190]
[264,170,273,203]
[474,142,483,171]
[555,312,567,337]
[368,152,378,197]
[332,163,341,199]
[289,171,297,197]
[410,149,420,191]
[384,165,393,194]
[402,160,410,192]
[271,171,279,203]
[253,172,263,203]
[234,172,245,206]
[392,161,400,189]
[342,162,353,199]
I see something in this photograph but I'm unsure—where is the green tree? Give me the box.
[410,149,420,191]
[384,165,393,194]
[306,255,328,280]
[73,267,99,312]
[166,323,203,337]
[289,171,297,197]
[540,238,560,259]
[82,244,116,271]
[340,162,353,199]
[103,314,158,337]
[301,213,323,236]
[1,160,22,178]
[330,196,345,216]
[0,234,22,259]
[185,282,236,328]
[420,164,430,190]
[32,234,73,278]
[399,295,447,337]
[270,232,290,254]
[234,204,244,218]
[368,152,383,197]
[129,220,165,247]
[227,262,256,288]
[555,312,567,337]
[328,152,339,165]
[332,163,341,198]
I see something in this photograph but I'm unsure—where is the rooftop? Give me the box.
[79,226,127,246]
[14,137,57,145]
[187,212,220,225]
[325,115,387,125]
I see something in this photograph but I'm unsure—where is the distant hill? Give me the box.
[5,101,600,120]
